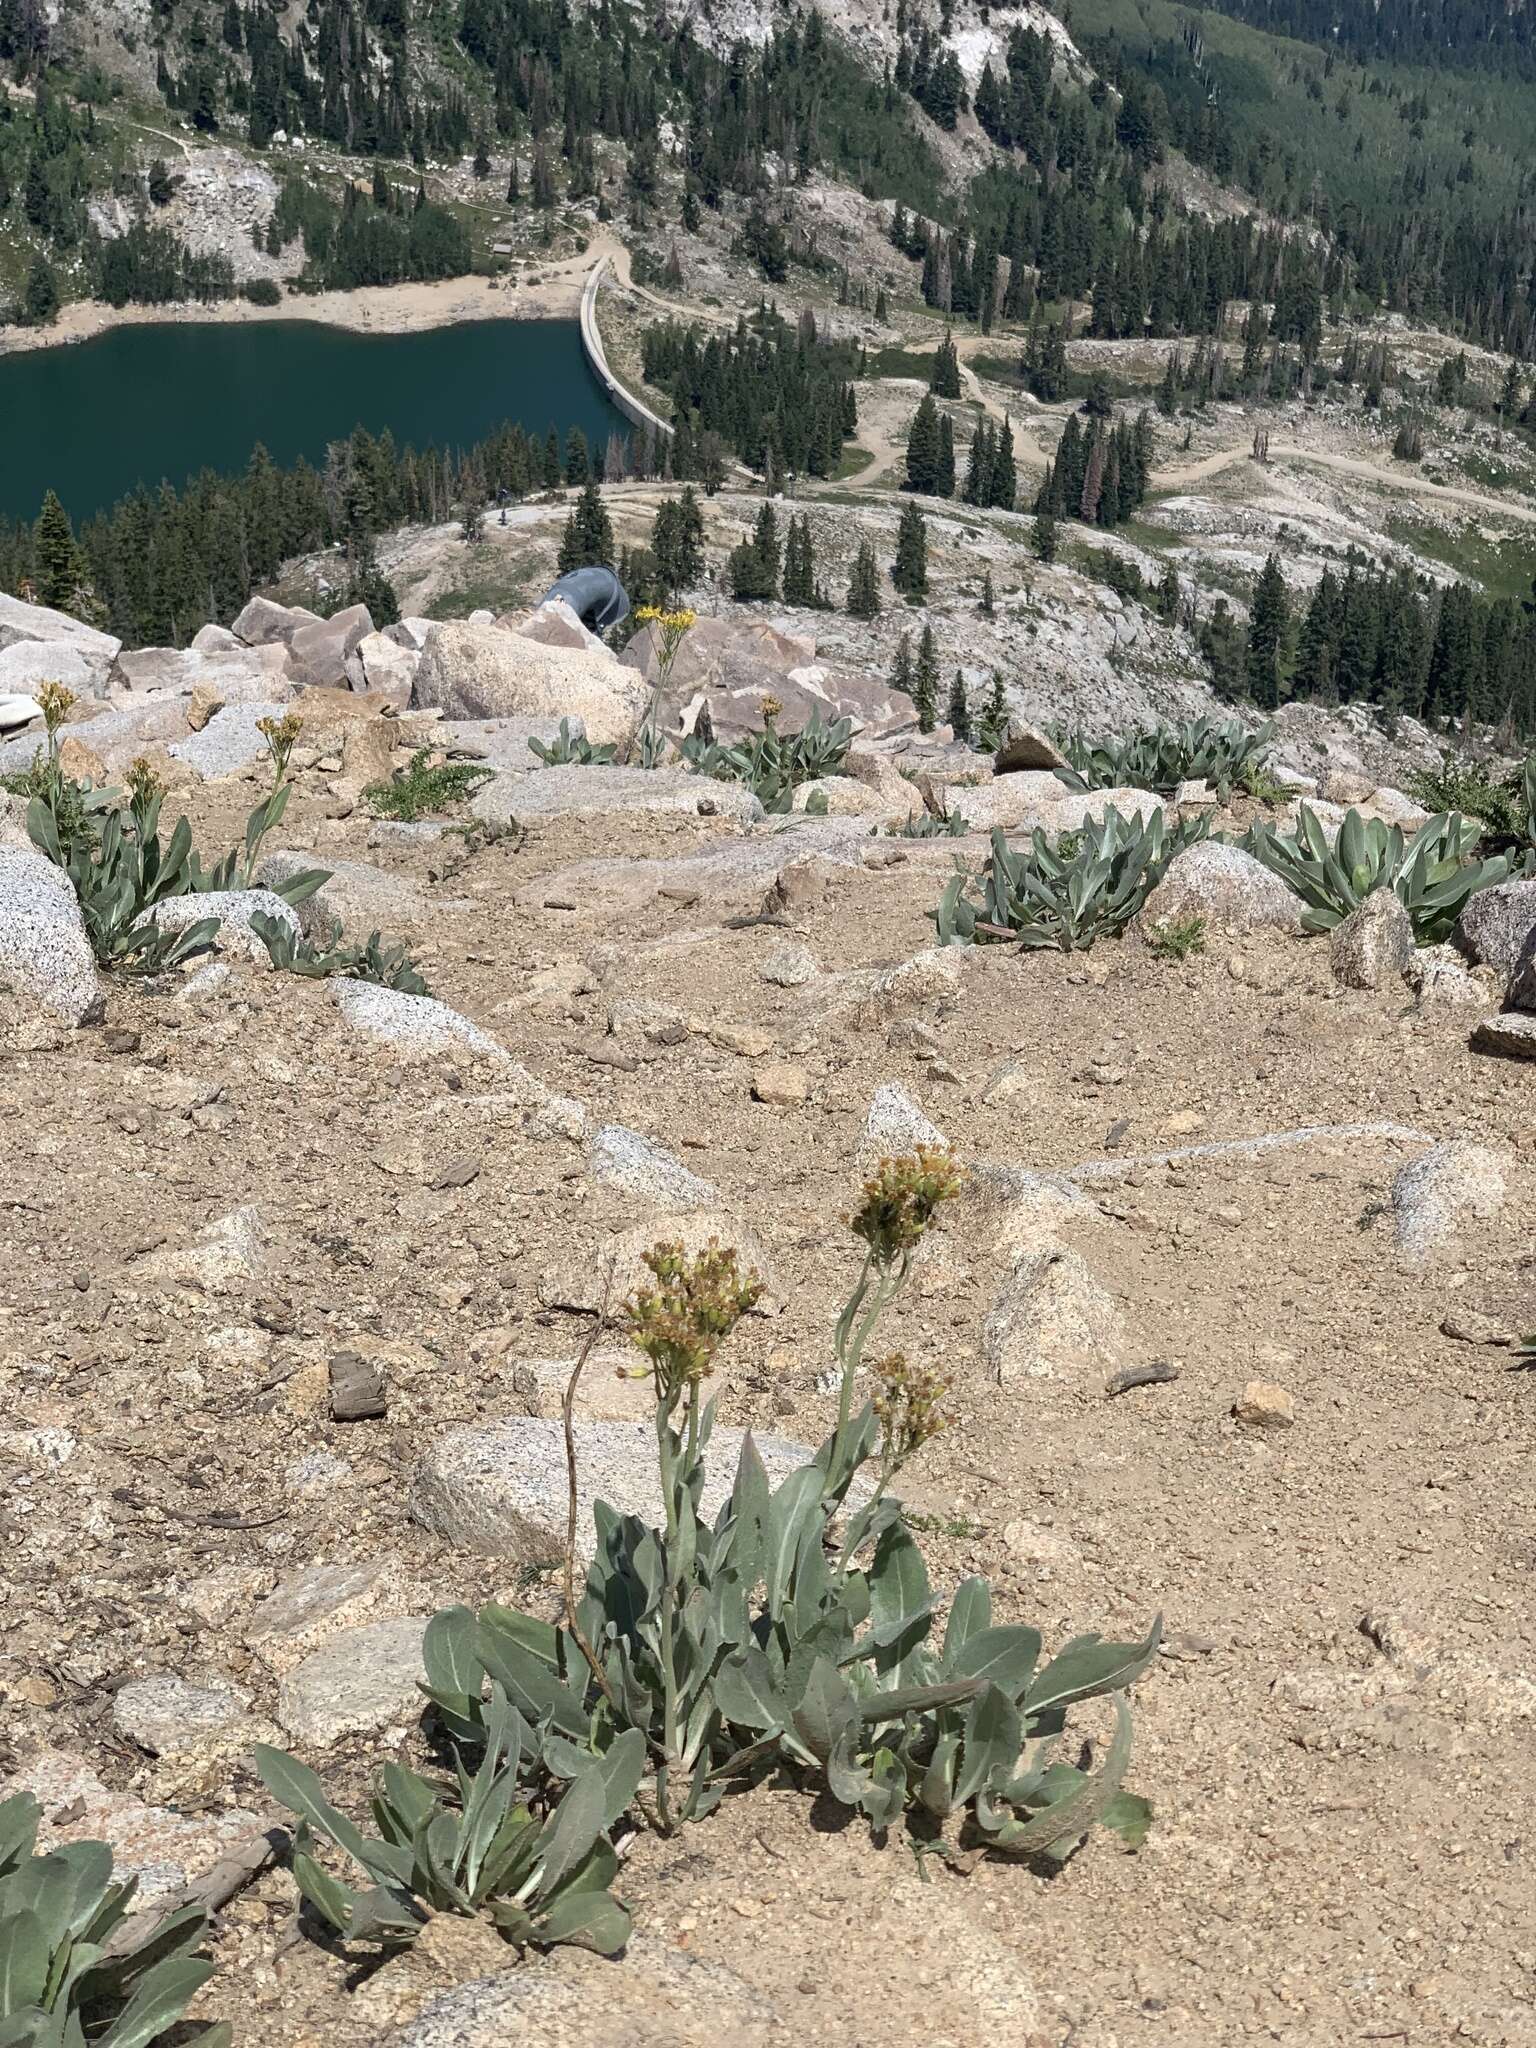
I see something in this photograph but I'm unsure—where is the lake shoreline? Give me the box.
[0,257,604,360]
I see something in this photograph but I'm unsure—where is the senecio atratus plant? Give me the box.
[1054,715,1274,799]
[0,1790,228,2045]
[410,1150,1159,1872]
[934,807,1208,951]
[1244,804,1511,941]
[680,701,853,813]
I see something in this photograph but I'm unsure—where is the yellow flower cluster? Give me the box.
[621,1238,764,1401]
[256,712,305,777]
[36,680,77,735]
[124,756,167,808]
[871,1351,953,1468]
[634,606,698,632]
[849,1148,965,1268]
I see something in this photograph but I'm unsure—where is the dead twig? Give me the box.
[99,1827,288,1959]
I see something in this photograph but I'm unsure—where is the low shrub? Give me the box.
[681,702,852,812]
[250,914,431,994]
[934,808,1208,951]
[528,719,618,768]
[240,277,283,306]
[1407,750,1536,871]
[365,748,494,819]
[1055,716,1275,800]
[259,1154,1159,1969]
[1143,911,1207,960]
[1244,804,1512,941]
[0,1790,228,2044]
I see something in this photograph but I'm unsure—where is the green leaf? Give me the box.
[866,1523,931,1677]
[952,1682,1022,1808]
[533,1771,605,1894]
[940,1578,991,1661]
[252,1747,394,1883]
[791,1657,859,1763]
[95,1956,214,2048]
[270,868,330,908]
[536,1890,631,1955]
[1023,1615,1162,1724]
[422,1605,484,1701]
[589,1729,645,1831]
[0,1912,49,2017]
[291,1850,355,1937]
[948,1624,1042,1698]
[0,1801,39,1880]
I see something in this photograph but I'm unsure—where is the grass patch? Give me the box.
[867,346,935,382]
[830,442,874,480]
[1387,515,1536,600]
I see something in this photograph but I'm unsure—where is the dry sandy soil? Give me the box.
[2,754,1534,2047]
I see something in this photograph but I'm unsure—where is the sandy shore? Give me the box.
[0,240,622,358]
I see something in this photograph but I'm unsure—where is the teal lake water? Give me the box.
[0,317,628,524]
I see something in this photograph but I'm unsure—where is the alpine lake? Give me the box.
[0,316,628,523]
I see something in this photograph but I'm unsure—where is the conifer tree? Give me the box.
[936,415,956,499]
[979,569,995,617]
[930,327,961,398]
[946,667,971,741]
[891,632,914,699]
[904,395,944,495]
[34,490,81,611]
[912,625,940,732]
[847,539,881,620]
[558,480,614,571]
[1245,553,1289,709]
[1031,509,1058,563]
[892,501,928,598]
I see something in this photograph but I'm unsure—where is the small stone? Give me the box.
[1163,1109,1206,1137]
[752,1063,809,1106]
[860,1081,947,1165]
[1440,1310,1516,1346]
[1330,890,1415,991]
[412,1416,863,1562]
[112,1675,251,1756]
[760,942,818,987]
[1391,1139,1509,1264]
[985,1248,1124,1383]
[588,1125,719,1209]
[0,845,104,1026]
[1472,1011,1536,1060]
[711,1022,773,1058]
[185,685,225,732]
[1234,1379,1295,1428]
[276,1616,430,1746]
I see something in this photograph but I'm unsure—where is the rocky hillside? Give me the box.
[1,569,1535,2046]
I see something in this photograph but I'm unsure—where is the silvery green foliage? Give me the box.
[1054,716,1274,798]
[27,773,325,975]
[528,720,618,767]
[0,1790,228,2046]
[249,913,430,995]
[253,1711,637,1957]
[419,1411,1160,1859]
[1244,804,1511,941]
[28,784,220,974]
[680,708,853,813]
[934,809,1208,951]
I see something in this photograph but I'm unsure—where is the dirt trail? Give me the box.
[1153,437,1536,525]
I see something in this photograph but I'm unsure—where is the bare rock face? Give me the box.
[587,1124,720,1209]
[983,1247,1125,1382]
[1390,1140,1509,1264]
[993,717,1070,774]
[1140,841,1302,933]
[288,603,375,690]
[473,764,762,828]
[411,1416,835,1562]
[1330,890,1415,990]
[1507,924,1536,1012]
[1472,1011,1536,1059]
[0,845,104,1027]
[1453,879,1536,976]
[231,595,323,647]
[330,982,508,1062]
[0,592,121,695]
[275,1616,430,1746]
[412,620,648,742]
[142,888,300,963]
